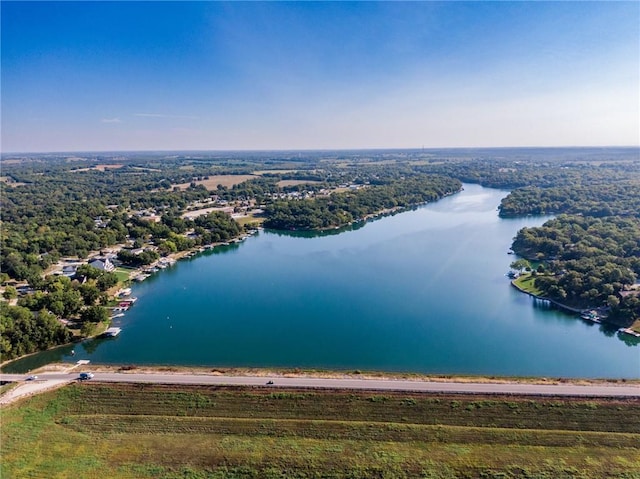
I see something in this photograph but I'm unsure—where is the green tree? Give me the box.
[510,259,530,273]
[80,321,97,337]
[80,305,110,323]
[96,272,118,291]
[2,286,18,300]
[78,283,101,305]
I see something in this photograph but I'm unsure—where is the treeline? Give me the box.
[0,267,121,360]
[263,175,461,230]
[421,159,640,190]
[0,153,326,283]
[499,182,640,218]
[512,215,640,326]
[0,302,73,360]
[1,176,247,361]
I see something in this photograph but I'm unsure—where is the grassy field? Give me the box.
[276,179,322,187]
[513,273,545,297]
[114,267,133,283]
[1,383,639,478]
[172,175,257,191]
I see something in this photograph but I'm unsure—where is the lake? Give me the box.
[5,183,639,377]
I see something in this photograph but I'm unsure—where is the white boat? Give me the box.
[580,311,601,323]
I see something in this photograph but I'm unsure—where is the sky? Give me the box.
[1,1,639,153]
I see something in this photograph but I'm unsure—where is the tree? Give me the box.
[48,300,65,316]
[607,295,620,308]
[96,272,118,291]
[0,302,72,360]
[78,283,101,305]
[2,286,17,300]
[76,264,102,280]
[510,259,530,274]
[81,321,97,337]
[158,240,177,255]
[80,305,110,323]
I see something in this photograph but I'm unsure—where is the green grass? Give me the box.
[237,216,264,227]
[513,273,545,296]
[114,267,133,282]
[2,384,639,478]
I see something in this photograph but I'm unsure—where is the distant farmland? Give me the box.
[277,179,322,187]
[172,174,258,190]
[70,164,125,172]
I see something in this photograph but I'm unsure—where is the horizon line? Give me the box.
[2,145,639,157]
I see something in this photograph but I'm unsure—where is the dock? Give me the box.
[103,327,122,337]
[618,328,640,338]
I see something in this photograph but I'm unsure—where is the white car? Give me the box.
[26,375,38,381]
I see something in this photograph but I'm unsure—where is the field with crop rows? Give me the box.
[2,383,639,478]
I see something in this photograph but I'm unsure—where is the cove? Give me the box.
[6,184,639,377]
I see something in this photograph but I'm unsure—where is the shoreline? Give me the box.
[267,186,463,232]
[510,280,584,314]
[3,190,463,368]
[510,277,640,336]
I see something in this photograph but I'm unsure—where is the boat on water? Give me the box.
[580,310,601,323]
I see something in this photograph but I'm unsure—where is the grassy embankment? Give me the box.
[2,383,639,478]
[512,273,545,297]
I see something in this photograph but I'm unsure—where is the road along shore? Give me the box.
[2,369,638,404]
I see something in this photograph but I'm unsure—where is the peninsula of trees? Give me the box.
[264,175,461,230]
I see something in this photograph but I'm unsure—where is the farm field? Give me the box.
[276,179,322,187]
[172,174,258,190]
[70,164,125,172]
[1,383,639,478]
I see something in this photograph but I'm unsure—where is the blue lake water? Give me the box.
[6,184,639,377]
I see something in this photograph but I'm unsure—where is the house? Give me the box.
[62,265,78,277]
[88,258,115,272]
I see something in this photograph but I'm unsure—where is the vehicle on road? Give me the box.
[26,375,38,381]
[79,372,94,380]
[266,380,274,385]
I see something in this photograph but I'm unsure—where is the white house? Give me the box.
[88,258,115,272]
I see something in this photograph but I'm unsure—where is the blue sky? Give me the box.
[2,1,639,152]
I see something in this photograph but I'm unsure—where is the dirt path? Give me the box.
[0,378,73,405]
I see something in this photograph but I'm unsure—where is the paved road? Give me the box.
[1,372,639,398]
